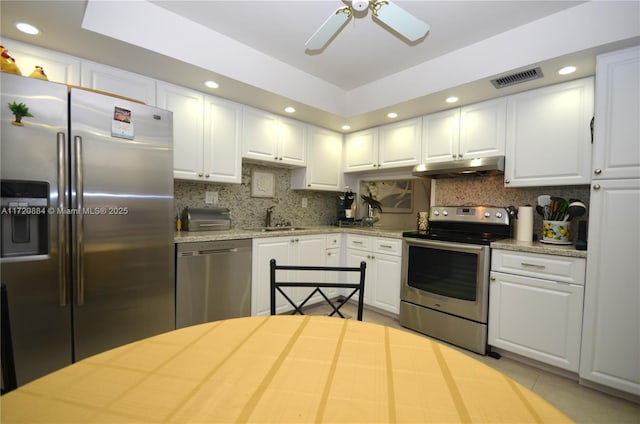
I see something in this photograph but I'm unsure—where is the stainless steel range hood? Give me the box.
[412,156,505,178]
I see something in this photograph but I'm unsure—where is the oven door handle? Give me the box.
[404,238,488,253]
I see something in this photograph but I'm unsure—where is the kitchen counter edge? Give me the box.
[174,226,407,243]
[491,239,587,258]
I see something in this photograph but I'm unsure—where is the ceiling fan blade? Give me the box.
[372,1,429,42]
[305,6,352,51]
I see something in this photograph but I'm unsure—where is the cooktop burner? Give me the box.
[403,206,513,245]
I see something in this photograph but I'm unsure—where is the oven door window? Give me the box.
[407,245,478,301]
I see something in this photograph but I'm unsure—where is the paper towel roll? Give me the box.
[516,206,534,242]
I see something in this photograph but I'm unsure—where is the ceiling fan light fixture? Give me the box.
[351,0,370,12]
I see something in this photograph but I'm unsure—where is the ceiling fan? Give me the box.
[305,0,430,51]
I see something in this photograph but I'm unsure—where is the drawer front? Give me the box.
[374,237,402,256]
[492,249,586,285]
[346,234,371,251]
[326,233,341,249]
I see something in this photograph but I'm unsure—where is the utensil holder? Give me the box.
[542,220,571,243]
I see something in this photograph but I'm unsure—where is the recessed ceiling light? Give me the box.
[16,22,39,35]
[341,124,351,130]
[387,112,398,119]
[446,96,459,104]
[204,80,219,89]
[558,66,577,75]
[284,106,296,113]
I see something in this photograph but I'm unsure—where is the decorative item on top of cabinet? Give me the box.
[2,39,81,85]
[421,97,506,164]
[290,126,343,191]
[242,106,306,167]
[344,117,421,172]
[504,77,594,187]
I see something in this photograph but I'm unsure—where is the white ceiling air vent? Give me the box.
[490,67,543,89]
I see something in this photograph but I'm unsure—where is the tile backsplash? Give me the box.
[174,163,337,229]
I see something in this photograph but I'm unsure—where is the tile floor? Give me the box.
[307,303,640,423]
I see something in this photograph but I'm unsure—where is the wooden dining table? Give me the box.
[1,315,571,423]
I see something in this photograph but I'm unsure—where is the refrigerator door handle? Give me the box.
[57,132,68,307]
[73,135,85,306]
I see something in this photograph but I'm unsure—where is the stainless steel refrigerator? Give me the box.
[1,73,175,387]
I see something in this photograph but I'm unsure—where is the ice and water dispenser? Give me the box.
[1,181,49,257]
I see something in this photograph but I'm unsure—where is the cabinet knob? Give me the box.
[594,168,602,175]
[505,179,510,184]
[490,277,496,281]
[205,174,210,178]
[593,184,601,190]
[307,184,311,187]
[458,154,463,159]
[452,155,456,159]
[198,173,204,177]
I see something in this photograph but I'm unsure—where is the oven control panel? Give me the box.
[429,206,510,225]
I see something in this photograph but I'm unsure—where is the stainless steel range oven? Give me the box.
[400,206,513,355]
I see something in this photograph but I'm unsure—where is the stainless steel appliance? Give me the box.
[181,207,231,231]
[1,73,175,387]
[400,206,512,355]
[176,239,251,328]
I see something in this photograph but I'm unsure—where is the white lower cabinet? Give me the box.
[251,234,331,316]
[345,235,401,315]
[489,249,586,372]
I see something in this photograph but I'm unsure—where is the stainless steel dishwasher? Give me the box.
[176,239,251,328]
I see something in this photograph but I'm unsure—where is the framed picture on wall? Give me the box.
[251,170,275,198]
[363,180,413,213]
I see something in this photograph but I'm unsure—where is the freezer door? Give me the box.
[69,88,175,361]
[0,73,72,386]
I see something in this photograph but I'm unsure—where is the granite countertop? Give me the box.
[491,239,587,258]
[174,225,408,243]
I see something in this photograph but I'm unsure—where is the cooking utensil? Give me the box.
[565,201,586,221]
[536,205,545,217]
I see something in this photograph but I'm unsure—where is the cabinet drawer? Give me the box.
[346,235,371,251]
[492,249,586,285]
[326,234,341,249]
[374,237,402,256]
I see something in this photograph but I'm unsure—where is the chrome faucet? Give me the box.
[265,206,273,228]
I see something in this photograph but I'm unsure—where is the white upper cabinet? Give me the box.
[3,39,81,85]
[81,61,156,105]
[504,77,594,187]
[592,46,640,180]
[291,126,343,191]
[422,98,506,164]
[378,118,422,169]
[203,96,243,184]
[344,128,379,172]
[459,97,507,158]
[242,107,306,166]
[158,82,241,183]
[344,118,421,172]
[421,108,460,163]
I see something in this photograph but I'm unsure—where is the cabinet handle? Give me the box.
[458,154,463,159]
[521,262,545,269]
[379,244,393,249]
[593,184,601,190]
[505,179,510,184]
[452,154,456,159]
[594,168,602,175]
[353,241,363,245]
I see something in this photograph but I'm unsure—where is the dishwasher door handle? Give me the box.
[180,248,239,257]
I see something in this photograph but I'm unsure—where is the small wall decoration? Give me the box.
[363,179,413,213]
[251,170,275,198]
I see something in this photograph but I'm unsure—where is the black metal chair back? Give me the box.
[270,259,367,321]
[1,283,18,394]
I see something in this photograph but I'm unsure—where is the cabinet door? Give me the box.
[489,271,583,372]
[156,82,204,180]
[81,61,156,105]
[504,77,594,187]
[344,128,379,172]
[296,235,331,305]
[421,108,460,163]
[378,118,422,169]
[279,117,307,166]
[580,179,640,395]
[203,96,242,183]
[346,248,372,305]
[459,97,506,159]
[242,107,279,162]
[6,39,81,85]
[251,238,294,316]
[370,252,401,315]
[592,46,640,180]
[291,126,343,191]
